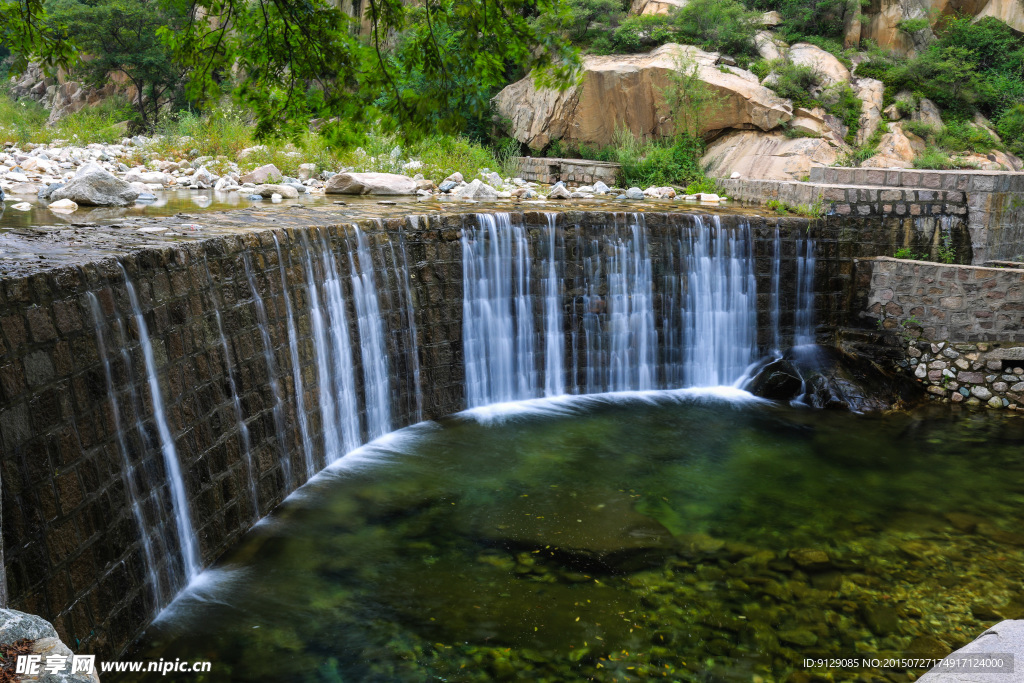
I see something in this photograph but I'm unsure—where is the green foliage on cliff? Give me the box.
[600,0,762,59]
[856,17,1024,122]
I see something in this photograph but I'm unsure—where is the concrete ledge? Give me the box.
[810,167,1024,193]
[918,620,1024,682]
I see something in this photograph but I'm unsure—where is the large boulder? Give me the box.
[239,163,283,184]
[0,608,99,683]
[453,179,499,201]
[493,44,793,150]
[325,172,418,195]
[50,168,139,206]
[787,43,851,86]
[702,129,844,180]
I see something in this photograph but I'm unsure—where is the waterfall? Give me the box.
[317,230,362,457]
[462,212,811,398]
[462,213,537,407]
[299,233,343,465]
[86,292,162,605]
[274,234,316,479]
[794,232,817,346]
[542,214,565,397]
[242,252,291,489]
[770,225,782,355]
[606,215,656,392]
[682,217,758,388]
[118,263,200,583]
[348,226,392,439]
[204,258,259,521]
[394,231,423,421]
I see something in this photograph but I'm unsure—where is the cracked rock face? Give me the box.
[493,44,792,151]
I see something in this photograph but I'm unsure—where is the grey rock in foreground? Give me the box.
[917,620,1024,683]
[49,169,139,206]
[325,172,417,195]
[0,608,100,682]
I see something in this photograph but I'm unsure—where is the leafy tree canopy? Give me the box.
[4,0,580,139]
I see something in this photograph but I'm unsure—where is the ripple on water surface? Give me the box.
[120,395,1024,682]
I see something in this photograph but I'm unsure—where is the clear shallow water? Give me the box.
[120,393,1024,682]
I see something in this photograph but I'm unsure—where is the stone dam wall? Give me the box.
[0,208,978,658]
[854,257,1024,409]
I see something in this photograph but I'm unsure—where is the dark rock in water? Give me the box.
[438,180,458,193]
[908,635,952,659]
[378,559,638,652]
[861,603,900,636]
[455,486,677,572]
[747,359,803,401]
[788,547,831,571]
[786,345,922,412]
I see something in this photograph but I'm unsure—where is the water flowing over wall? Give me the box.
[0,210,846,658]
[461,213,817,404]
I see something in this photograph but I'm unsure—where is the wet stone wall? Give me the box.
[0,209,934,659]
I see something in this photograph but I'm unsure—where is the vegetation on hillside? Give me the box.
[5,0,1024,181]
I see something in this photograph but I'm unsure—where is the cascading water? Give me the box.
[317,230,362,457]
[462,213,537,407]
[541,214,565,397]
[86,292,162,605]
[300,232,344,465]
[348,226,392,439]
[243,252,291,489]
[119,263,201,583]
[770,225,782,355]
[794,233,817,346]
[274,233,316,479]
[681,216,758,388]
[393,231,424,422]
[462,212,815,396]
[204,257,259,521]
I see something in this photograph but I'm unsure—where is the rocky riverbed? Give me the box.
[0,138,730,220]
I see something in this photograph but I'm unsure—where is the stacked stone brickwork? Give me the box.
[515,157,621,185]
[854,256,1024,409]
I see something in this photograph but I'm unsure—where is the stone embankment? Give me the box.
[855,256,1024,410]
[721,167,1024,265]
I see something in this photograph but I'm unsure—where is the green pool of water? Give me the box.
[121,391,1024,682]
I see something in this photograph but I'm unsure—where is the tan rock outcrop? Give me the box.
[912,97,943,129]
[630,0,687,14]
[855,77,885,145]
[787,43,852,86]
[754,31,787,61]
[702,129,845,180]
[855,0,1024,55]
[494,44,793,150]
[860,122,925,168]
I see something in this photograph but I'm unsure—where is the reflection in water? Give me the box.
[122,394,1024,682]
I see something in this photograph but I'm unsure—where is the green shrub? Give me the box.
[671,0,761,58]
[896,17,930,34]
[894,247,923,260]
[685,176,719,194]
[911,146,979,170]
[997,104,1024,155]
[767,61,821,108]
[611,14,675,52]
[819,83,863,142]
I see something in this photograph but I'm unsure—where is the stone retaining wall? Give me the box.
[515,157,621,185]
[719,170,1024,265]
[853,256,1024,409]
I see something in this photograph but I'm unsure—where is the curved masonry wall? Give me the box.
[0,209,944,657]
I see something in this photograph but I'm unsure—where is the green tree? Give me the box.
[8,0,580,140]
[672,0,761,58]
[46,0,188,129]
